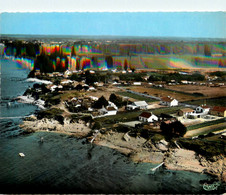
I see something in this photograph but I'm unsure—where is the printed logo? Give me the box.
[203,182,220,191]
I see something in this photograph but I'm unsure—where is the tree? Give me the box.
[131,67,136,72]
[160,120,187,138]
[70,73,79,81]
[93,96,108,109]
[92,121,102,130]
[35,54,54,73]
[71,45,76,56]
[76,58,80,70]
[204,45,211,56]
[75,84,83,91]
[124,59,128,71]
[92,57,98,67]
[105,56,113,69]
[109,93,123,107]
[26,42,36,57]
[28,69,35,78]
[85,70,98,85]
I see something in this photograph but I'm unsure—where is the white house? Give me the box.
[187,105,210,118]
[63,70,72,78]
[133,82,141,86]
[89,96,98,101]
[126,101,148,110]
[88,86,96,91]
[94,82,104,87]
[108,101,118,110]
[195,105,210,114]
[139,112,158,123]
[61,79,73,85]
[160,96,178,107]
[178,108,194,117]
[99,106,117,116]
[50,85,58,92]
[89,70,95,74]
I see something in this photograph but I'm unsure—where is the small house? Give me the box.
[195,105,210,114]
[178,108,194,117]
[160,96,178,107]
[61,79,73,85]
[133,82,141,86]
[139,112,158,123]
[126,101,148,110]
[210,106,226,117]
[221,132,226,140]
[99,106,117,116]
[88,86,96,91]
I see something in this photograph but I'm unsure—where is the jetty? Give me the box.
[90,130,100,144]
[150,162,164,172]
[174,141,181,149]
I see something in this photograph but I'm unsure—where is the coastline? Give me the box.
[20,117,226,183]
[17,95,45,109]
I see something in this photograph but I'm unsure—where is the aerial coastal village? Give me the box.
[1,37,226,183]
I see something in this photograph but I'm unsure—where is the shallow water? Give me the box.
[1,132,222,193]
[0,58,225,193]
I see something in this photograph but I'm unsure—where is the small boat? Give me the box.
[19,153,25,157]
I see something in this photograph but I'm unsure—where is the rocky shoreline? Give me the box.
[20,116,226,183]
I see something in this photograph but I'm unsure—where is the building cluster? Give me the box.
[178,105,226,118]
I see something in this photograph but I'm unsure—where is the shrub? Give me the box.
[93,96,108,109]
[178,139,225,160]
[151,134,165,142]
[92,121,102,130]
[37,108,63,120]
[55,115,64,125]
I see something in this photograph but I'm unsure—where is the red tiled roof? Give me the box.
[179,108,194,113]
[201,105,210,109]
[139,112,152,118]
[107,107,116,111]
[211,106,226,113]
[161,97,174,102]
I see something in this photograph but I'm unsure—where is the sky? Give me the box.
[0,0,225,38]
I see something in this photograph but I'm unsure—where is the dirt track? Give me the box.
[184,122,226,138]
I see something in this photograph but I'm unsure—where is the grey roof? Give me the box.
[133,101,148,107]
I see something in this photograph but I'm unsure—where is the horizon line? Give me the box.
[1,33,226,40]
[1,11,226,14]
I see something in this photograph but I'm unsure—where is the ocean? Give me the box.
[0,58,224,193]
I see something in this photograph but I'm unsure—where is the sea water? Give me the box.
[0,58,224,193]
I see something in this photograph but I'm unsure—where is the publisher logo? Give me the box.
[203,182,220,191]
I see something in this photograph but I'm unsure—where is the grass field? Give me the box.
[187,118,226,131]
[184,96,226,107]
[117,91,157,102]
[152,86,204,97]
[95,106,183,126]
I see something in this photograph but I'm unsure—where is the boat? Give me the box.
[19,153,25,157]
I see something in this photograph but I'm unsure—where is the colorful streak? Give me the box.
[12,57,34,70]
[169,57,196,69]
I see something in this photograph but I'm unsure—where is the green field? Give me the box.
[184,96,226,107]
[187,118,226,131]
